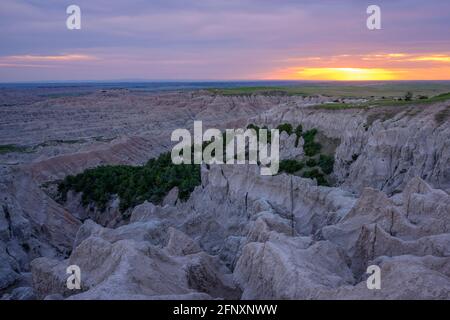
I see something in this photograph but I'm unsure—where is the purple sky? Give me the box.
[1,0,450,81]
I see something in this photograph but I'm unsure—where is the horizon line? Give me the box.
[2,79,450,85]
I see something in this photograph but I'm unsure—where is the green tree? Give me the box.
[276,123,293,135]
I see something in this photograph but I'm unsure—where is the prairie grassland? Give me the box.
[208,82,450,99]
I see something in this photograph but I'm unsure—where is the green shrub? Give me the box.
[276,123,293,135]
[58,152,201,213]
[304,142,322,157]
[294,124,303,147]
[302,129,318,144]
[302,169,328,186]
[247,124,260,131]
[295,124,303,136]
[318,155,334,175]
[279,160,304,174]
[302,129,321,156]
[246,124,271,142]
[306,158,317,167]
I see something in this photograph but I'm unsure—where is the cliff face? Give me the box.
[253,101,450,194]
[1,90,449,300]
[0,91,307,297]
[26,164,450,300]
[336,106,450,195]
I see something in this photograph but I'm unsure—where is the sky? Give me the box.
[1,0,450,82]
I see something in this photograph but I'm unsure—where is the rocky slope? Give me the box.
[0,90,317,298]
[253,101,450,194]
[1,89,449,299]
[24,165,450,300]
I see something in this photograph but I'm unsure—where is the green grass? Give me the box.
[363,96,450,126]
[208,86,306,96]
[0,139,91,155]
[295,83,450,98]
[311,103,368,110]
[370,92,450,107]
[208,82,450,98]
[207,83,450,112]
[312,92,450,110]
[0,138,115,156]
[0,144,30,154]
[37,139,87,147]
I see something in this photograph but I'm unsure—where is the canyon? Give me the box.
[0,87,449,300]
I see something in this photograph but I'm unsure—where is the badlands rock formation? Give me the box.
[0,88,449,299]
[253,102,450,194]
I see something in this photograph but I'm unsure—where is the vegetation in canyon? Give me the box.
[247,122,335,186]
[58,152,201,212]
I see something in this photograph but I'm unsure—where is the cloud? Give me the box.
[0,0,450,81]
[5,54,96,62]
[409,55,450,62]
[0,63,55,68]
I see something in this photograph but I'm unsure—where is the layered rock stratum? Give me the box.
[0,88,449,299]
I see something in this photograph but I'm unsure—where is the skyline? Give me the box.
[1,0,450,82]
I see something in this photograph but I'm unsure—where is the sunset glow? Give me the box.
[264,52,450,81]
[1,1,450,81]
[293,68,395,81]
[410,55,450,62]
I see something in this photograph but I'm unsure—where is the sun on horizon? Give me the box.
[263,53,450,81]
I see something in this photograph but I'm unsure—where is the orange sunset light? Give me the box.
[296,68,395,81]
[265,52,450,81]
[269,66,450,81]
